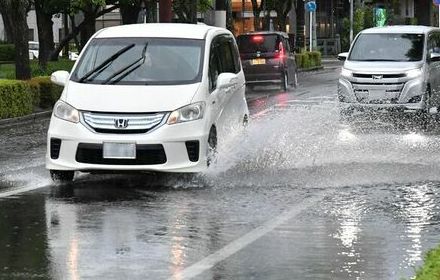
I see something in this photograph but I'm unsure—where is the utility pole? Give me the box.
[159,0,172,23]
[349,0,353,43]
[215,0,227,28]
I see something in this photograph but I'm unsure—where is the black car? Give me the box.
[237,32,298,91]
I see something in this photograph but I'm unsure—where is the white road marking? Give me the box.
[169,192,330,280]
[0,184,50,199]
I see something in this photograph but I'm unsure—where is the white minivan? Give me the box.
[47,23,249,182]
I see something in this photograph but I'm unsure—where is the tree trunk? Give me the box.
[35,0,55,71]
[80,11,96,50]
[0,10,13,42]
[0,0,31,79]
[120,1,141,24]
[52,5,120,59]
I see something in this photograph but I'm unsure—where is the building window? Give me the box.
[28,29,34,41]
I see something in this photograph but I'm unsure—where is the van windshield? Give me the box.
[71,38,204,85]
[349,33,424,62]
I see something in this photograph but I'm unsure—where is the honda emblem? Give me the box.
[114,119,129,128]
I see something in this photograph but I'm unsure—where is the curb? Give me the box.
[0,110,52,128]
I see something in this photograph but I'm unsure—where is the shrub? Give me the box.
[0,44,15,62]
[0,80,33,119]
[29,76,63,109]
[295,51,321,69]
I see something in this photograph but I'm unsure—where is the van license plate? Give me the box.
[252,58,266,65]
[103,143,136,159]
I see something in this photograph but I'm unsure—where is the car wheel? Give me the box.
[207,127,217,167]
[339,107,354,123]
[281,71,288,91]
[50,170,74,183]
[420,85,433,130]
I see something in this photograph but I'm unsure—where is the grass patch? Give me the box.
[0,59,75,79]
[415,245,440,280]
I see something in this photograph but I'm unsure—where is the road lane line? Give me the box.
[0,184,50,199]
[169,192,330,280]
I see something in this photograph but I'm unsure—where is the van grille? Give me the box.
[352,73,406,79]
[82,112,166,134]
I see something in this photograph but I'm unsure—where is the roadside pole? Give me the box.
[434,0,440,27]
[305,1,317,52]
[349,0,353,43]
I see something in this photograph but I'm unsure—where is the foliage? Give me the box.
[0,44,15,61]
[173,0,213,23]
[0,79,33,119]
[295,51,321,69]
[341,7,374,52]
[0,59,75,80]
[414,245,440,280]
[28,76,63,109]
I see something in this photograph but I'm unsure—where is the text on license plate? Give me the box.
[252,58,266,65]
[103,143,136,159]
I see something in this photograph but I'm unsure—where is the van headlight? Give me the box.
[406,68,422,79]
[167,102,205,125]
[340,68,352,78]
[53,101,80,123]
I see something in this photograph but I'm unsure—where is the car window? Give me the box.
[349,33,424,62]
[229,40,241,74]
[209,41,221,91]
[237,34,281,54]
[428,32,440,55]
[218,38,236,74]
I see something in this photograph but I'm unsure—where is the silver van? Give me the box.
[337,25,440,122]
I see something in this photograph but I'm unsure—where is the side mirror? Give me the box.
[338,52,349,61]
[216,73,238,90]
[51,70,70,87]
[430,53,440,63]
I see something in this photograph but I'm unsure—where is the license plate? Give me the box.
[369,89,385,100]
[103,143,136,159]
[252,58,266,65]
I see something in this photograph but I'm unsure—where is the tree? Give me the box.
[0,0,31,80]
[173,0,213,23]
[268,0,293,32]
[250,0,265,31]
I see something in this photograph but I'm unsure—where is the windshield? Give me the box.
[349,33,425,62]
[71,38,204,85]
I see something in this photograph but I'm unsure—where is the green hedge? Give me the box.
[0,44,15,62]
[295,51,322,69]
[415,245,440,280]
[0,80,33,119]
[28,76,63,109]
[0,59,75,80]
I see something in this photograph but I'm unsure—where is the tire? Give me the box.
[339,107,354,123]
[420,85,433,130]
[50,170,74,183]
[281,71,288,91]
[207,127,217,167]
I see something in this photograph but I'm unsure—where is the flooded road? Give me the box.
[1,67,440,279]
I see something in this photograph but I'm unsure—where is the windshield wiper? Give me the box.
[103,43,149,85]
[78,44,135,83]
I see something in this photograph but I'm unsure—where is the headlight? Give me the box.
[406,68,422,79]
[53,101,79,123]
[167,102,205,125]
[340,68,352,78]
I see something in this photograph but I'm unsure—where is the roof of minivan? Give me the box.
[361,25,438,34]
[94,23,225,39]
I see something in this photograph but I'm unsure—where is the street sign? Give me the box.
[305,1,317,12]
[434,0,440,5]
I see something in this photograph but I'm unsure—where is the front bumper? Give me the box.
[338,77,426,111]
[46,115,209,173]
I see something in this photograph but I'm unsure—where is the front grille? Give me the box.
[185,141,200,162]
[82,112,166,134]
[50,138,62,159]
[353,73,406,79]
[76,143,167,165]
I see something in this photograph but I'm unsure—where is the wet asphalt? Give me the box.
[1,66,440,279]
